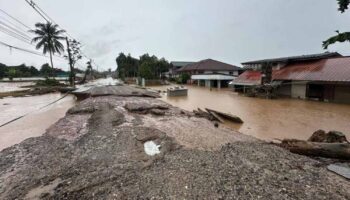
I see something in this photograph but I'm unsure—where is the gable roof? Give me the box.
[232,70,262,86]
[178,59,241,72]
[273,57,350,82]
[242,52,342,65]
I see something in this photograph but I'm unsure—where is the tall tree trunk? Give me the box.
[49,50,54,78]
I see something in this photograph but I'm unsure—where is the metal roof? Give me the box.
[178,59,241,72]
[242,52,342,65]
[232,70,262,86]
[273,57,350,82]
[170,61,195,67]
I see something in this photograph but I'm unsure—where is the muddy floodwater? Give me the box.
[0,93,76,150]
[0,82,33,92]
[151,85,350,141]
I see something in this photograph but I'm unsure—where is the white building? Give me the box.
[177,59,243,88]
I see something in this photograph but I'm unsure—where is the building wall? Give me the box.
[204,80,212,87]
[203,70,238,75]
[276,84,291,97]
[291,81,307,99]
[334,85,350,104]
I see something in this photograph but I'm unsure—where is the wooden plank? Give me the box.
[206,110,224,123]
[205,108,243,124]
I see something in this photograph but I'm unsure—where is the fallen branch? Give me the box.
[281,139,350,160]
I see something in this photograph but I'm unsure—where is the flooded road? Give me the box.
[0,78,118,151]
[0,93,76,150]
[151,85,350,141]
[0,82,33,92]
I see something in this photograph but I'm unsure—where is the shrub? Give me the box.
[36,78,62,86]
[177,73,191,84]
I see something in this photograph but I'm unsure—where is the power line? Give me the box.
[0,15,31,34]
[24,0,51,23]
[0,25,32,44]
[25,0,76,40]
[0,40,48,57]
[0,40,66,61]
[0,8,32,30]
[0,20,31,39]
[24,0,102,70]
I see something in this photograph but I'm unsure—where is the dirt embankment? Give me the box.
[0,86,349,199]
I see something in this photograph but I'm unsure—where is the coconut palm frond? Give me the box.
[35,39,46,50]
[54,41,65,54]
[54,29,66,35]
[323,31,350,49]
[30,22,65,71]
[43,45,49,54]
[53,36,66,40]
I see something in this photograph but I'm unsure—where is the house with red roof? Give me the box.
[232,52,350,103]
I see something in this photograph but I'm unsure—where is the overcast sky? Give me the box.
[1,0,350,71]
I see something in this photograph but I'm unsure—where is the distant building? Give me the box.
[168,61,195,78]
[177,59,243,88]
[241,52,342,70]
[233,52,350,103]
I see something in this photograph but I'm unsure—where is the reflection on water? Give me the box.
[0,93,76,150]
[151,85,350,141]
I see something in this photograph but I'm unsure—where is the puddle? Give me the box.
[144,141,161,156]
[25,178,62,199]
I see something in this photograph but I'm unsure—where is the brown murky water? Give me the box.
[0,93,76,150]
[151,85,350,141]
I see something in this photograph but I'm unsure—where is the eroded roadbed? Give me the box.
[0,86,349,199]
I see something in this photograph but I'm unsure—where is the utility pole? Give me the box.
[66,37,75,87]
[90,59,93,80]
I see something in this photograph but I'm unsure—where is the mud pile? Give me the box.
[0,91,349,199]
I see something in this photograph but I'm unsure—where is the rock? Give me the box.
[150,109,166,116]
[125,102,168,112]
[327,131,349,143]
[308,130,327,142]
[308,130,349,143]
[214,122,219,128]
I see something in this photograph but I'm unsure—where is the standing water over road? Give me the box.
[0,93,76,151]
[0,78,119,151]
[151,85,350,141]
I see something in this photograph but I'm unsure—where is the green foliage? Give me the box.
[139,61,155,79]
[7,69,16,80]
[40,63,53,76]
[35,78,62,86]
[323,1,350,48]
[116,52,171,80]
[30,22,65,74]
[323,31,350,49]
[116,53,139,78]
[337,0,350,12]
[0,63,7,79]
[177,73,191,84]
[0,62,68,78]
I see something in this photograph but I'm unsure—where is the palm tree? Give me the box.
[30,22,65,77]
